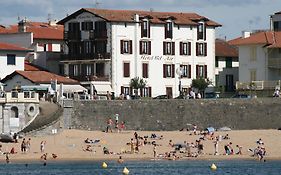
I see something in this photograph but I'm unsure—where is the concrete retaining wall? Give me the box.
[70,98,281,131]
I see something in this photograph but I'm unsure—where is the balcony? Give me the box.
[70,75,110,82]
[61,52,111,61]
[64,31,81,40]
[268,57,281,68]
[89,30,107,40]
[236,80,281,90]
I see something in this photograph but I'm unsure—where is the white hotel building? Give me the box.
[58,8,221,98]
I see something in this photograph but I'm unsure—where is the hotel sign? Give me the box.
[140,55,174,61]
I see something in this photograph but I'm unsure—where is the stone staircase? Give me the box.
[20,101,63,134]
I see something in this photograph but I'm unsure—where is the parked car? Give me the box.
[231,94,251,98]
[205,92,220,99]
[153,95,168,99]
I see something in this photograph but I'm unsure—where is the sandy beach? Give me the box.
[0,129,280,163]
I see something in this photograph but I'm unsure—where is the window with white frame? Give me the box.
[140,41,151,55]
[180,42,191,55]
[121,40,132,54]
[163,42,175,55]
[196,43,207,56]
[180,65,191,78]
[73,64,79,76]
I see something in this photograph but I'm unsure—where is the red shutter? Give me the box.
[196,65,199,78]
[164,24,167,39]
[149,87,152,97]
[172,42,175,55]
[196,43,199,56]
[120,40,124,54]
[204,65,207,78]
[188,42,191,56]
[143,63,148,78]
[121,86,124,94]
[124,63,130,77]
[130,87,133,95]
[140,88,143,97]
[163,42,166,55]
[172,64,175,78]
[129,40,133,54]
[148,41,151,55]
[141,21,144,38]
[179,42,183,55]
[140,41,142,54]
[204,43,207,56]
[197,25,199,40]
[180,65,183,78]
[188,65,191,78]
[148,21,151,38]
[163,64,166,78]
[48,43,52,51]
[204,24,207,41]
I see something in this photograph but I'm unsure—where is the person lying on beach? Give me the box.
[169,140,174,147]
[83,145,93,152]
[10,147,17,154]
[41,153,48,160]
[103,147,112,154]
[52,153,58,159]
[84,138,100,144]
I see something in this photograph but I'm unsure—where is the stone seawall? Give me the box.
[70,98,281,131]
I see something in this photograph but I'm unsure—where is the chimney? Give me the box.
[48,19,58,26]
[242,31,251,38]
[18,18,27,33]
[134,14,139,22]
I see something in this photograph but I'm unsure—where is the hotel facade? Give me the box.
[58,8,220,98]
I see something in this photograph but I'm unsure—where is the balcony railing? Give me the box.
[236,80,281,90]
[268,57,281,68]
[89,30,107,39]
[64,31,81,40]
[61,52,111,61]
[70,75,110,82]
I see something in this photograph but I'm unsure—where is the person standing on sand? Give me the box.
[21,138,27,153]
[5,152,10,163]
[115,114,119,132]
[26,138,31,152]
[130,138,135,153]
[153,144,157,159]
[40,141,46,153]
[106,118,113,133]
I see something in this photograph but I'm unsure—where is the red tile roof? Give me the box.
[0,42,30,51]
[24,61,46,71]
[3,70,79,84]
[229,31,281,48]
[215,39,238,57]
[0,22,63,40]
[59,8,221,27]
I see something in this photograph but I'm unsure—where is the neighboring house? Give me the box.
[215,39,238,92]
[0,42,31,80]
[1,70,86,99]
[229,11,281,91]
[0,20,64,74]
[58,8,221,98]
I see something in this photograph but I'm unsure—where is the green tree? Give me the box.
[191,77,211,96]
[129,77,147,96]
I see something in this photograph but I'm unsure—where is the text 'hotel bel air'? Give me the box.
[58,8,221,98]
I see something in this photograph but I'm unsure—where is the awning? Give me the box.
[57,84,87,93]
[94,84,112,95]
[21,85,49,91]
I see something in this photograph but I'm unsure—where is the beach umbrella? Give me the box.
[206,127,215,133]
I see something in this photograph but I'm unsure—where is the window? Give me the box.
[250,46,257,61]
[7,54,16,65]
[123,62,130,77]
[81,21,93,31]
[226,58,232,68]
[142,63,149,78]
[141,20,150,38]
[196,43,207,56]
[84,41,92,54]
[73,64,79,76]
[215,57,219,67]
[86,64,92,76]
[163,64,175,78]
[24,91,30,98]
[140,87,152,97]
[11,91,18,98]
[163,42,175,55]
[140,41,151,55]
[165,21,173,39]
[250,69,256,81]
[120,40,132,54]
[180,65,191,78]
[121,86,131,95]
[196,65,207,78]
[197,23,206,40]
[180,42,191,55]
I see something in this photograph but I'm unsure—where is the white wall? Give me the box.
[0,33,33,49]
[0,51,25,80]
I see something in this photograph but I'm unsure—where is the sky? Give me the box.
[0,0,280,40]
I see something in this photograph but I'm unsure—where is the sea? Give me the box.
[1,160,280,175]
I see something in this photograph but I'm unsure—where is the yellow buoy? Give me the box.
[210,163,217,171]
[102,162,108,169]
[123,167,129,175]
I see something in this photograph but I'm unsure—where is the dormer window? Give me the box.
[165,21,173,39]
[197,22,206,40]
[141,20,150,38]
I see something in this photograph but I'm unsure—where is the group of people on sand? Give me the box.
[106,114,126,133]
[249,138,266,161]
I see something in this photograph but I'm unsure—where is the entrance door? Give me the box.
[225,74,234,92]
[166,87,173,99]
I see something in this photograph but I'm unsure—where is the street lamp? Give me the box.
[176,66,184,96]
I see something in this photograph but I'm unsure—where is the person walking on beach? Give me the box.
[106,118,113,133]
[214,138,219,155]
[40,141,46,153]
[26,138,31,152]
[21,138,27,153]
[115,114,119,132]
